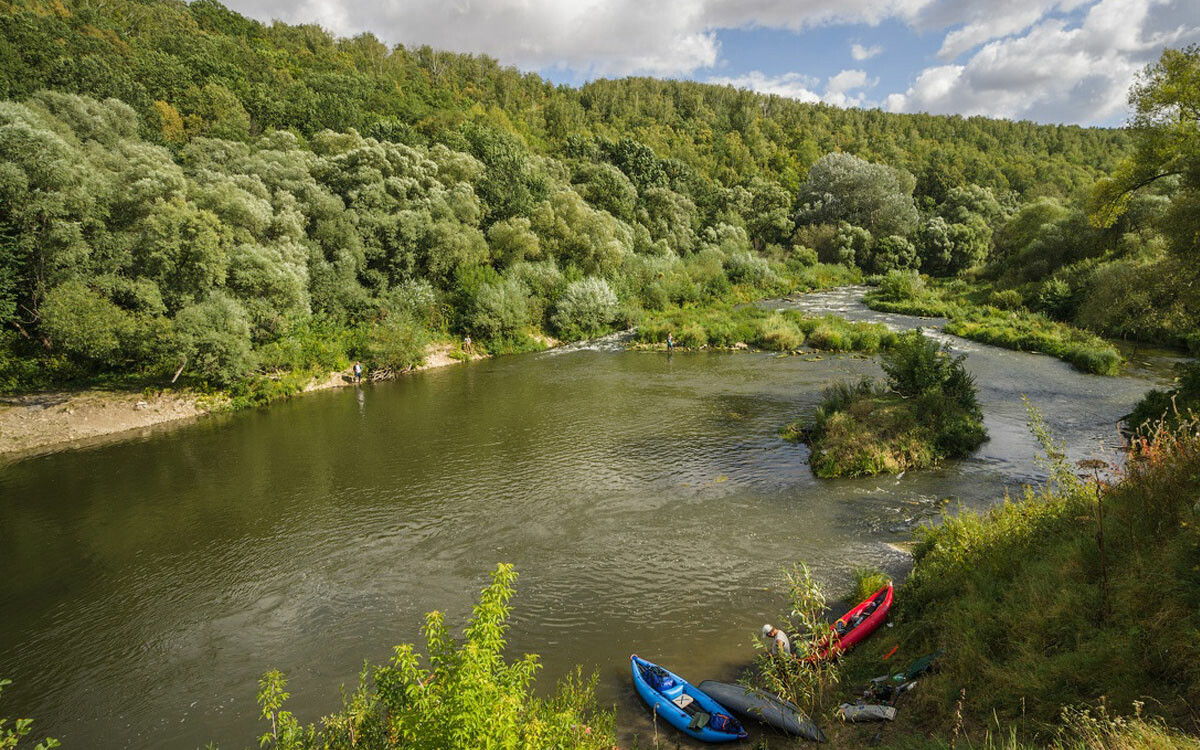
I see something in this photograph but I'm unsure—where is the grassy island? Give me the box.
[789,330,988,478]
[864,272,1124,376]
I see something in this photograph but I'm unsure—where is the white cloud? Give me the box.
[222,0,1200,124]
[851,42,884,60]
[885,0,1200,124]
[709,68,877,107]
[708,71,821,102]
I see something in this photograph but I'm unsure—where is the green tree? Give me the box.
[796,152,919,238]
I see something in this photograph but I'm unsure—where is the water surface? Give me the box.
[0,290,1170,748]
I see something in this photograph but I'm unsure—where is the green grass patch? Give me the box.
[864,272,1123,375]
[636,304,895,354]
[841,416,1200,743]
[794,331,989,478]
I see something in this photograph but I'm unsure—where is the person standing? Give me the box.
[463,334,473,355]
[666,332,675,351]
[353,361,363,383]
[762,624,792,656]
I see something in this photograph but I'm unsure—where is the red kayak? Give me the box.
[804,582,893,662]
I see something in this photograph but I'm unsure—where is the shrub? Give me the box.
[790,246,819,267]
[175,293,256,386]
[988,289,1024,310]
[470,278,530,344]
[753,315,805,351]
[726,250,774,287]
[799,332,986,477]
[676,322,708,348]
[551,277,618,340]
[251,565,616,750]
[364,314,429,372]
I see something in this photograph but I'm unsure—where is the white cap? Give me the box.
[762,624,774,637]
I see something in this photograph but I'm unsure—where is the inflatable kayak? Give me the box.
[630,656,747,742]
[807,582,893,662]
[697,680,825,742]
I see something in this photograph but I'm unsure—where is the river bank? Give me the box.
[0,289,1180,749]
[0,342,484,460]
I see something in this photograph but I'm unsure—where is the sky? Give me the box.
[221,0,1200,127]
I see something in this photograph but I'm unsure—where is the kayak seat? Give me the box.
[659,681,685,701]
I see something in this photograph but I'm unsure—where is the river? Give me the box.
[0,288,1176,748]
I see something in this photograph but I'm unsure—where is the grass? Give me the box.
[864,272,1123,376]
[791,332,989,478]
[804,386,943,477]
[834,415,1200,747]
[851,566,892,603]
[635,305,895,354]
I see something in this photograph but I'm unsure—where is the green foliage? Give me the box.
[635,305,893,354]
[0,0,1185,400]
[796,152,919,238]
[175,293,256,386]
[251,565,616,750]
[945,310,1122,376]
[1124,361,1200,434]
[801,332,987,477]
[754,565,841,727]
[470,278,531,346]
[881,418,1200,737]
[864,278,1125,374]
[363,315,430,373]
[850,567,891,605]
[550,277,618,340]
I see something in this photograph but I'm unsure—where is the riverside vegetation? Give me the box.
[1,0,1193,415]
[3,0,1200,747]
[864,272,1124,376]
[784,330,988,478]
[747,413,1200,749]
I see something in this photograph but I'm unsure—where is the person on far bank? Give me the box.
[353,361,363,383]
[666,332,675,351]
[463,334,473,355]
[762,623,791,656]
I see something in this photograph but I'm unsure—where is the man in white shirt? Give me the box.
[762,623,791,656]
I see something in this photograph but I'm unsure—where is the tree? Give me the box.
[796,152,919,238]
[174,293,256,385]
[551,277,617,340]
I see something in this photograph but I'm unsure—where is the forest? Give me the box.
[3,0,1195,419]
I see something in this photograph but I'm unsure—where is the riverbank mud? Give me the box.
[0,342,484,459]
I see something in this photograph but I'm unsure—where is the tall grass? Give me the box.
[864,415,1200,740]
[864,273,1123,375]
[635,305,895,354]
[798,332,988,477]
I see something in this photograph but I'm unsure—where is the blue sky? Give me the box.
[228,0,1200,127]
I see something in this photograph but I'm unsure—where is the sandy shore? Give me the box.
[0,342,483,460]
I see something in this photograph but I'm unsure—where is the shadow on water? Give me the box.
[0,288,1180,749]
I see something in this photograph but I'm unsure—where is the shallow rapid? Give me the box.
[0,289,1173,748]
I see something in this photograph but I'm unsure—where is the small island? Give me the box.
[786,330,988,477]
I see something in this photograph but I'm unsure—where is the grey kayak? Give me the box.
[697,681,826,742]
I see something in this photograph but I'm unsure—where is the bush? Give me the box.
[470,278,530,344]
[175,293,256,386]
[799,331,986,477]
[251,565,616,750]
[877,270,923,301]
[676,322,708,348]
[753,314,805,351]
[364,314,429,372]
[726,250,775,287]
[988,289,1024,310]
[551,277,618,340]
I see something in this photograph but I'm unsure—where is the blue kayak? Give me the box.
[630,655,747,743]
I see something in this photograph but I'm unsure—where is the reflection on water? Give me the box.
[0,289,1175,749]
